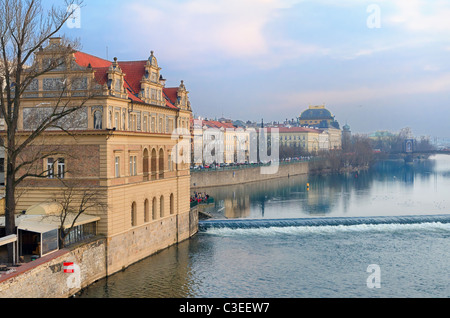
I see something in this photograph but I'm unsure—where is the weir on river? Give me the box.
[198,214,450,231]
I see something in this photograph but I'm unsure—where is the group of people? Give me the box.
[190,192,210,204]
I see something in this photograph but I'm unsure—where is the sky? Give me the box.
[55,0,450,138]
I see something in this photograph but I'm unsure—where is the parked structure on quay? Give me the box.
[0,38,195,275]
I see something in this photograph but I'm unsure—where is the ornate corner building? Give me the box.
[9,38,194,274]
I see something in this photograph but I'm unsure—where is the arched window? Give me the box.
[131,202,137,227]
[168,152,173,172]
[144,199,149,223]
[152,197,157,220]
[151,148,157,180]
[143,148,149,181]
[159,148,164,179]
[160,195,164,218]
[170,193,175,215]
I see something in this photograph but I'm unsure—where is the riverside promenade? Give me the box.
[191,160,310,189]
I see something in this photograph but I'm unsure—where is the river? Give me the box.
[77,155,450,298]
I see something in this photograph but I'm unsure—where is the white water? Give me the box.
[204,222,450,237]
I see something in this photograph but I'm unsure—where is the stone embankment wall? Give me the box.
[191,161,309,189]
[0,238,106,298]
[0,208,199,298]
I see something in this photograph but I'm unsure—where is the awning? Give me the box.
[17,221,58,234]
[0,234,17,247]
[30,214,100,229]
[1,213,100,232]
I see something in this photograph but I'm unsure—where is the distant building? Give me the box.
[299,105,340,129]
[298,104,342,150]
[277,127,329,153]
[191,119,250,165]
[342,124,352,151]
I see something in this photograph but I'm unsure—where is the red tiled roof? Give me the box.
[73,51,186,108]
[269,127,322,133]
[202,120,236,129]
[74,51,111,68]
[163,87,179,109]
[90,67,108,85]
[117,60,147,96]
[163,87,178,104]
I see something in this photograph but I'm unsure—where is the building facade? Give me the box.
[192,119,250,165]
[2,38,194,274]
[299,104,340,129]
[298,104,342,150]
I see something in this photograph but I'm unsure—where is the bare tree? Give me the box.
[0,0,87,263]
[52,183,105,248]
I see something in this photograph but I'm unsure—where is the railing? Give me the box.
[190,157,319,173]
[190,197,214,208]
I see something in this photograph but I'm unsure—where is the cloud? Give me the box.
[386,0,450,32]
[279,73,450,107]
[116,0,328,69]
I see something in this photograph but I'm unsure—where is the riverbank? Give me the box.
[191,161,309,189]
[190,159,369,189]
[0,206,199,298]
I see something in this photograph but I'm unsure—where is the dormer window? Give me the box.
[151,72,157,83]
[115,79,121,92]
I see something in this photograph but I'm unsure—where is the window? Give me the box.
[115,156,120,178]
[47,158,54,179]
[114,112,119,129]
[152,197,157,220]
[170,194,174,215]
[129,113,137,131]
[129,155,137,176]
[151,117,155,132]
[160,196,164,218]
[143,116,148,132]
[131,202,137,227]
[57,158,65,179]
[144,199,149,223]
[151,72,157,83]
[168,152,173,172]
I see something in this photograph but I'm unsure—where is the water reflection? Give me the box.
[196,155,450,219]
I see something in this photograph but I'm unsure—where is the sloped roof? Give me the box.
[74,51,111,68]
[116,60,147,97]
[73,51,181,108]
[268,127,322,133]
[300,108,333,120]
[163,87,180,109]
[202,120,236,129]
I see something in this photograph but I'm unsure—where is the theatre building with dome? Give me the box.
[299,105,342,150]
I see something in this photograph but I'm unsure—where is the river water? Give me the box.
[78,155,450,298]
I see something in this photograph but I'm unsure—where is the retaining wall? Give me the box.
[191,161,309,189]
[0,238,106,298]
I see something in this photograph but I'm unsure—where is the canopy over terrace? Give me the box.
[0,203,100,262]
